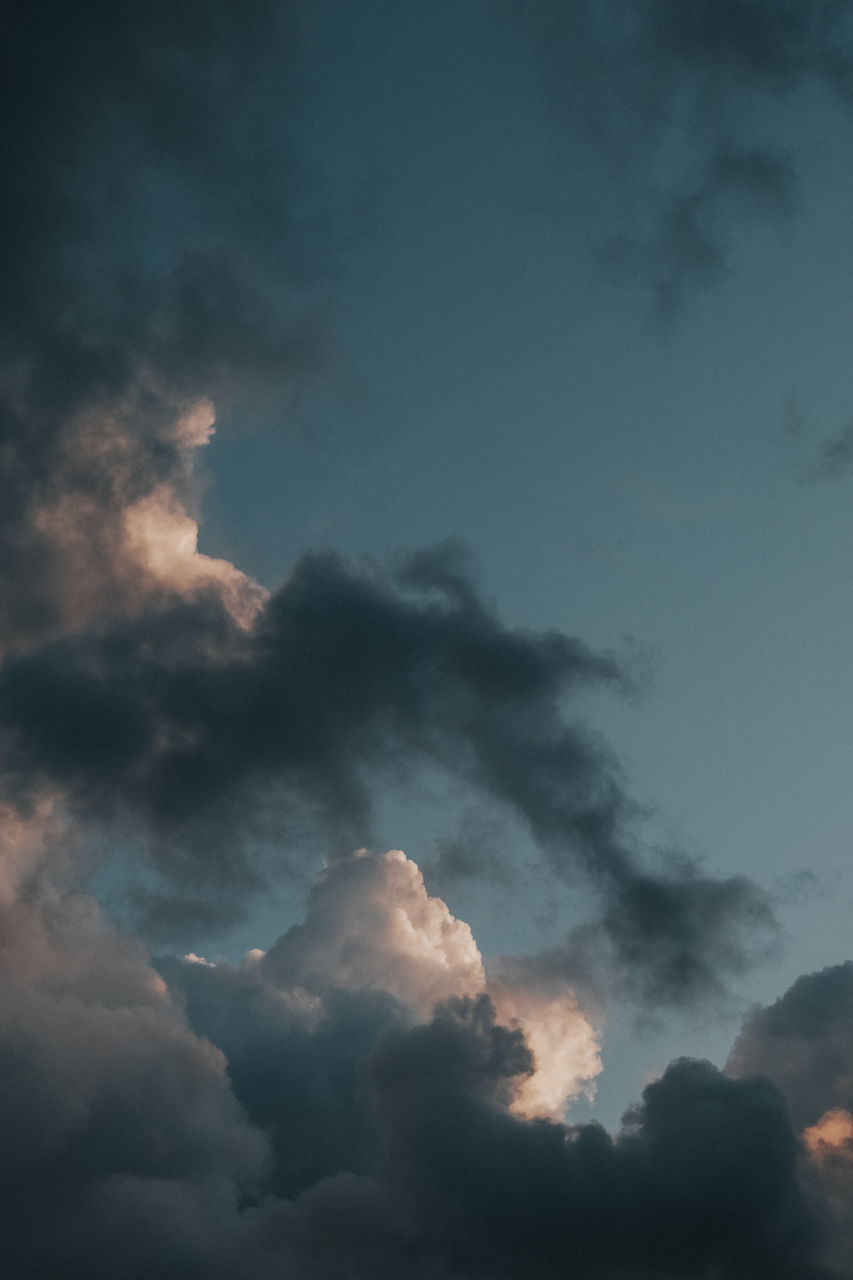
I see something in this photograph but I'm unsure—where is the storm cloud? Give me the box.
[0,857,830,1280]
[0,533,776,1001]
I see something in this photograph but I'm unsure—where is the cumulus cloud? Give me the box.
[168,850,601,1139]
[0,0,336,657]
[260,849,487,1015]
[728,960,853,1130]
[728,962,853,1275]
[0,0,782,1007]
[0,537,777,1002]
[0,845,836,1279]
[804,1108,853,1159]
[0,886,270,1279]
[1,3,847,1273]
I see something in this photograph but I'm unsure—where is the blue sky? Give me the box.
[6,3,853,1274]
[178,0,853,1119]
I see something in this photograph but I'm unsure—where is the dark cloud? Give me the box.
[156,905,831,1278]
[1,4,845,1276]
[0,543,774,1001]
[811,421,853,479]
[0,892,269,1280]
[159,955,401,1199]
[601,142,796,319]
[0,0,339,652]
[0,2,788,1012]
[727,962,853,1275]
[646,0,853,89]
[367,1007,825,1280]
[512,0,851,313]
[0,853,833,1280]
[728,960,853,1130]
[778,391,853,482]
[421,806,516,892]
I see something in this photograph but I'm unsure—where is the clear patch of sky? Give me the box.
[188,1,853,1121]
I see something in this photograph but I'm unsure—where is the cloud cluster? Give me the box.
[0,519,776,1000]
[0,0,330,654]
[728,961,853,1274]
[0,0,787,1006]
[0,886,270,1279]
[0,851,833,1279]
[3,3,853,1275]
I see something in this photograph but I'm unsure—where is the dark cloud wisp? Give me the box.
[513,0,853,313]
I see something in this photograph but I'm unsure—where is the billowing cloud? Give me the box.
[0,843,836,1278]
[0,885,270,1278]
[167,850,601,1141]
[728,962,853,1276]
[0,0,334,656]
[804,1108,853,1159]
[0,534,776,1002]
[2,4,848,1274]
[0,0,782,1007]
[260,849,486,1015]
[728,960,853,1130]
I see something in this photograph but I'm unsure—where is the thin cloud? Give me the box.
[511,0,849,314]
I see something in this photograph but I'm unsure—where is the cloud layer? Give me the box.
[4,2,853,1276]
[0,852,835,1279]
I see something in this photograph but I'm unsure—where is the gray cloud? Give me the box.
[0,0,339,653]
[512,0,851,313]
[811,421,853,479]
[728,960,853,1130]
[369,1015,824,1280]
[0,542,776,1002]
[1,3,846,1276]
[0,850,832,1279]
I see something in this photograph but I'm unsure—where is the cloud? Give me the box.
[0,535,776,1001]
[0,846,835,1279]
[810,420,853,480]
[728,962,853,1275]
[0,886,269,1278]
[260,848,486,1015]
[369,1021,824,1279]
[163,854,824,1277]
[511,0,850,312]
[0,0,783,1009]
[0,5,843,1275]
[163,849,601,1171]
[728,960,853,1131]
[0,0,337,656]
[804,1108,853,1159]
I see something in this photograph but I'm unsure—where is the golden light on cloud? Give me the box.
[490,983,601,1121]
[122,481,267,627]
[263,847,602,1121]
[119,398,268,626]
[804,1109,853,1159]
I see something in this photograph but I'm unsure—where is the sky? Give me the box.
[5,1,853,1276]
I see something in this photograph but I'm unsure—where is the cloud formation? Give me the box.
[0,851,832,1279]
[0,0,332,654]
[728,962,853,1275]
[513,0,852,312]
[3,3,852,1274]
[0,522,776,1000]
[0,0,784,1005]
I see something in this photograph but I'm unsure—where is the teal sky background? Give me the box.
[151,1,853,1124]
